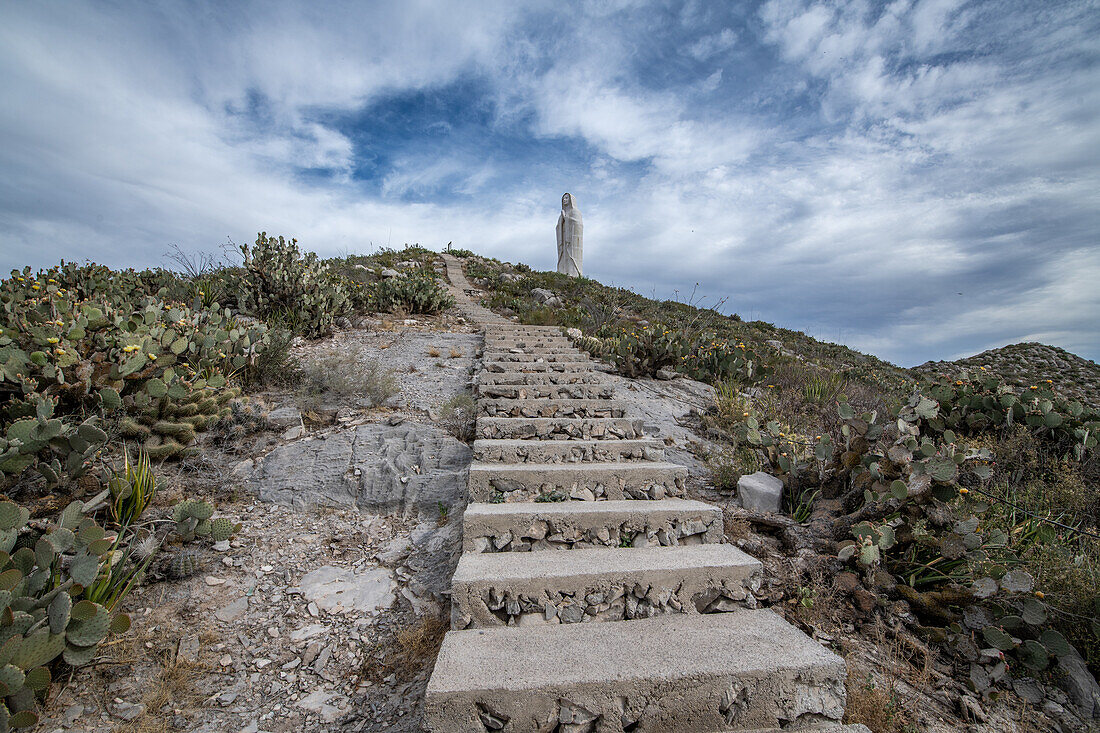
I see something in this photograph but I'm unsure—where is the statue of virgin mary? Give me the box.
[556,192,583,277]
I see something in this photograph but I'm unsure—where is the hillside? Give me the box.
[915,342,1100,410]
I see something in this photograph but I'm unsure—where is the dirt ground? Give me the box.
[38,313,478,733]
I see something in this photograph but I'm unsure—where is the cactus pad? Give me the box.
[62,642,98,667]
[209,517,240,542]
[10,630,65,670]
[66,603,110,646]
[48,592,71,634]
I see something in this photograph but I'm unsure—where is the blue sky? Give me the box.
[1,1,1098,366]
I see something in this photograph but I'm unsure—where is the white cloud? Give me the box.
[0,0,1096,367]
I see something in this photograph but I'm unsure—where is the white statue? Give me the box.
[556,192,583,277]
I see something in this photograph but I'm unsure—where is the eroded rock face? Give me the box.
[250,423,471,516]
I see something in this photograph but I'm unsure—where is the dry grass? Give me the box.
[723,514,750,542]
[365,613,450,684]
[448,347,463,358]
[297,348,398,410]
[427,346,441,357]
[109,648,205,733]
[843,663,917,733]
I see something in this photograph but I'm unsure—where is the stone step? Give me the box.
[485,337,574,347]
[425,610,848,732]
[451,543,762,629]
[462,498,723,552]
[478,372,611,386]
[478,383,615,400]
[478,398,627,419]
[472,438,660,463]
[481,351,589,362]
[483,361,609,373]
[489,327,566,337]
[468,461,687,502]
[476,417,643,441]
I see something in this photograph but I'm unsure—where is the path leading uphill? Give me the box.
[425,254,869,733]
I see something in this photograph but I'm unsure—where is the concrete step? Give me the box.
[483,361,609,374]
[451,543,762,629]
[478,383,615,400]
[478,372,611,386]
[476,417,643,441]
[468,461,687,502]
[425,610,848,732]
[473,437,660,463]
[462,498,723,552]
[478,398,627,418]
[481,351,589,362]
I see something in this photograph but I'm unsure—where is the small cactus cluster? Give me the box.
[171,500,241,543]
[118,379,241,460]
[166,550,200,579]
[0,499,130,729]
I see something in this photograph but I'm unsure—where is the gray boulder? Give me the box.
[738,471,784,513]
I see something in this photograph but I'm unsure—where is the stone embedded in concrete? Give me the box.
[462,498,723,553]
[478,372,611,386]
[451,544,761,628]
[473,438,661,464]
[478,383,616,400]
[738,471,785,514]
[478,398,626,418]
[468,461,687,502]
[483,360,610,374]
[475,417,644,441]
[425,611,847,732]
[479,347,589,358]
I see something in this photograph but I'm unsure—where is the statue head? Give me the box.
[562,193,573,210]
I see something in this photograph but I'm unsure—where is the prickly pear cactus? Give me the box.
[0,499,130,727]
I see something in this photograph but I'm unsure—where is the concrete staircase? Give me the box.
[426,254,866,733]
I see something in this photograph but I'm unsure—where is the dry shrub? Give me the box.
[113,653,204,733]
[297,348,398,410]
[448,347,463,358]
[439,392,476,442]
[843,663,916,733]
[427,346,441,357]
[366,614,450,684]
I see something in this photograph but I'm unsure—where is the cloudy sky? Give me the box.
[2,1,1098,366]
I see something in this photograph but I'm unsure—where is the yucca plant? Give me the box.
[108,450,158,527]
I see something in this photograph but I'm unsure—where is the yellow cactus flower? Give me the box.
[31,284,40,290]
[46,337,59,344]
[147,353,157,360]
[122,344,139,353]
[959,488,969,495]
[1035,591,1044,599]
[55,348,65,355]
